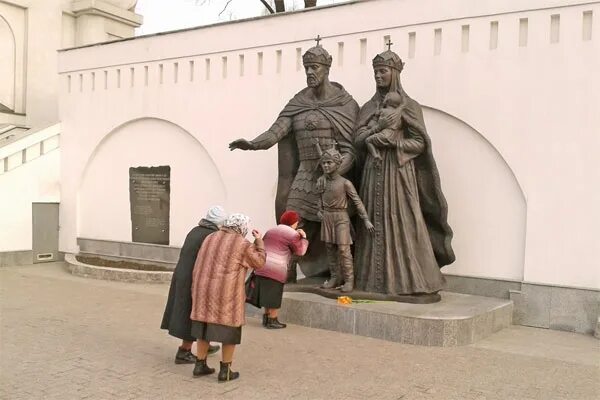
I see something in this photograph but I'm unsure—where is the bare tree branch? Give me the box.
[218,0,233,16]
[259,0,275,13]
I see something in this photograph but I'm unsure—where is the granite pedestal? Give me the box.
[248,291,512,346]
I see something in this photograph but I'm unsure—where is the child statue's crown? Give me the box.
[320,147,343,164]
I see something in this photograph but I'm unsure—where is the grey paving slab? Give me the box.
[1,263,598,400]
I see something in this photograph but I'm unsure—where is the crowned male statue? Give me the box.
[229,38,359,278]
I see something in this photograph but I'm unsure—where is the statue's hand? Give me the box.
[377,115,393,130]
[229,139,255,151]
[316,211,324,221]
[316,174,327,191]
[377,109,401,130]
[364,219,375,234]
[355,127,371,145]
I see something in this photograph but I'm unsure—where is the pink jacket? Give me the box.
[255,224,308,283]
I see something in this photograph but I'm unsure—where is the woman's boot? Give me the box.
[265,317,287,329]
[208,343,221,355]
[218,361,240,382]
[175,347,196,364]
[262,313,268,327]
[192,359,215,377]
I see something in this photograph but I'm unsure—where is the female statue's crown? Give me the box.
[372,50,405,72]
[303,46,333,66]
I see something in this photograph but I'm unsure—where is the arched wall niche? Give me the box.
[0,15,16,111]
[421,106,526,281]
[77,117,227,246]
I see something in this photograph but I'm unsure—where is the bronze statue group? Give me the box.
[161,42,455,383]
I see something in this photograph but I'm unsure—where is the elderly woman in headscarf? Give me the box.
[248,210,308,329]
[190,213,265,382]
[161,206,228,364]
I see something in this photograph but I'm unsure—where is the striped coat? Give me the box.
[190,228,265,327]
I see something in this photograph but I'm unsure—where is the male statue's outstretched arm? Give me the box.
[229,117,292,151]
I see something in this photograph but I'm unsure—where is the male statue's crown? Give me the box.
[372,50,405,72]
[303,46,333,66]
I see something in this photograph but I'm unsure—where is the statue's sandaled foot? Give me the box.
[340,282,354,293]
[321,279,341,289]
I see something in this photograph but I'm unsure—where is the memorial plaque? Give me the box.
[129,166,170,245]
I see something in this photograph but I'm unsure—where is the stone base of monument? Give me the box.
[247,291,513,346]
[286,278,441,303]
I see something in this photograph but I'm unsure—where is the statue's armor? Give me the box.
[287,110,337,221]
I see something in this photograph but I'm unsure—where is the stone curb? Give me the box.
[65,253,172,284]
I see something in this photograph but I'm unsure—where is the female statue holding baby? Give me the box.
[353,49,455,297]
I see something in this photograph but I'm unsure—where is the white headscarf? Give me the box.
[204,205,227,227]
[223,213,250,237]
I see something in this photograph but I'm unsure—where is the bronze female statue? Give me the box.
[353,49,455,296]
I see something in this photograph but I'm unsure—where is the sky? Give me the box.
[135,0,347,36]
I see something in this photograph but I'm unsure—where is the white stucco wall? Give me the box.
[0,14,16,111]
[0,2,27,115]
[422,108,526,281]
[58,0,600,289]
[78,118,226,246]
[0,0,141,128]
[0,150,60,251]
[0,0,74,126]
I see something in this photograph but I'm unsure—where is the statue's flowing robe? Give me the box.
[354,89,455,295]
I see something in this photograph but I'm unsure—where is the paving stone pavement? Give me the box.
[1,263,598,400]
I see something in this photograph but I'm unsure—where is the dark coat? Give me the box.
[160,219,219,341]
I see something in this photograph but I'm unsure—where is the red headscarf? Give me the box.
[279,210,300,226]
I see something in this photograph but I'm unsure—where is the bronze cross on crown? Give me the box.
[315,35,322,46]
[386,39,394,51]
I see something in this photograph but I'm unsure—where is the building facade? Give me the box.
[2,0,599,334]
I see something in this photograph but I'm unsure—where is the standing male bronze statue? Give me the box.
[229,40,358,278]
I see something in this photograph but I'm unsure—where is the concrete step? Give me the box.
[77,237,181,265]
[77,252,176,270]
[65,253,172,283]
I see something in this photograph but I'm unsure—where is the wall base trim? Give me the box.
[443,273,599,336]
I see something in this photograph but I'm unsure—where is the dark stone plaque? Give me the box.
[129,166,170,245]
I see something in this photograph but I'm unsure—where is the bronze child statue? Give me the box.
[316,144,374,292]
[363,91,406,162]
